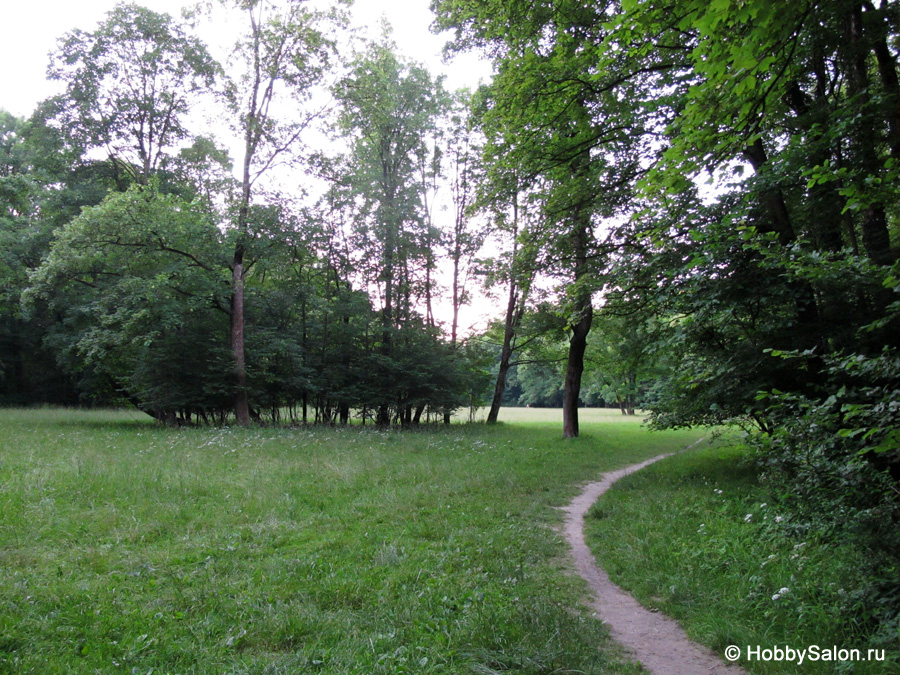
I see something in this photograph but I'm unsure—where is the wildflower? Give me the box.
[744,513,753,522]
[772,587,790,601]
[774,515,784,523]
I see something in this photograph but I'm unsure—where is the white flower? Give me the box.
[744,513,753,522]
[772,587,790,601]
[775,515,784,523]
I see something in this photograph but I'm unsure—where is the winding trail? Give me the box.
[561,450,747,675]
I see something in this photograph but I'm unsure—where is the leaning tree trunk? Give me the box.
[562,138,594,439]
[487,312,517,424]
[487,202,526,424]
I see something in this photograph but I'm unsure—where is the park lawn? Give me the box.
[0,407,697,674]
[585,441,900,674]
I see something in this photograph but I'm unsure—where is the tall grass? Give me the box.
[0,407,700,674]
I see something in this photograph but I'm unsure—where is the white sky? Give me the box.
[0,0,492,118]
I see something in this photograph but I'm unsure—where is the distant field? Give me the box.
[464,406,644,425]
[0,407,699,674]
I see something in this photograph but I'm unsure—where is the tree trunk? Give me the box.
[562,136,594,439]
[231,255,251,427]
[562,299,592,438]
[487,322,515,424]
[445,245,461,426]
[488,198,528,424]
[230,5,265,428]
[742,140,796,246]
[743,138,823,341]
[845,4,893,263]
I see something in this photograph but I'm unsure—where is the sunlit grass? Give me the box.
[462,406,645,425]
[0,407,700,674]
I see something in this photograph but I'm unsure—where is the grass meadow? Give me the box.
[0,406,698,674]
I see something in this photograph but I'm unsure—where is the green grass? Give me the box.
[585,440,900,674]
[0,407,700,674]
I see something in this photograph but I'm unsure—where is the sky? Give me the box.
[0,0,493,118]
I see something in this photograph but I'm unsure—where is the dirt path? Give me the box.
[561,451,747,675]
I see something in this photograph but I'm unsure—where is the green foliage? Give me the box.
[23,183,232,420]
[435,0,900,635]
[582,312,662,414]
[752,347,900,588]
[332,40,448,328]
[0,110,85,405]
[47,2,220,182]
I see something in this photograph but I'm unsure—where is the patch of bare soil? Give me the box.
[561,452,747,675]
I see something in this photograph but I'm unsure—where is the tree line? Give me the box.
[0,0,658,429]
[2,2,498,427]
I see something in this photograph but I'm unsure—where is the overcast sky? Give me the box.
[0,0,492,119]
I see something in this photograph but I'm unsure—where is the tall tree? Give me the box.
[333,39,448,425]
[23,183,232,424]
[0,107,129,405]
[222,0,340,425]
[47,2,219,185]
[483,191,538,424]
[437,2,644,435]
[442,91,486,423]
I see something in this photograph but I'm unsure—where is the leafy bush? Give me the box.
[752,347,900,647]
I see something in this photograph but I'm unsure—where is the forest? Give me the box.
[1,0,899,648]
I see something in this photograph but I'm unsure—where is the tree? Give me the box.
[332,39,450,425]
[0,108,116,405]
[582,312,662,415]
[441,92,486,422]
[222,0,341,425]
[482,191,538,424]
[435,2,900,625]
[47,2,219,185]
[23,183,232,423]
[0,112,46,403]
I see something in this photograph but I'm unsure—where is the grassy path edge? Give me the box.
[561,443,746,675]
